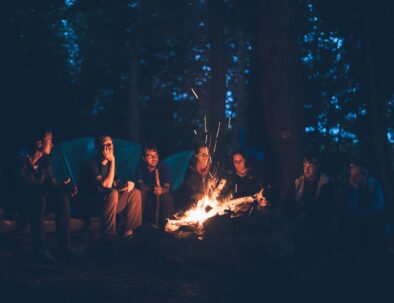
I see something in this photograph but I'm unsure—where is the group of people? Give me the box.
[6,130,173,262]
[284,155,388,260]
[2,127,390,263]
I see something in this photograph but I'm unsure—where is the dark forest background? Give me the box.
[3,0,394,205]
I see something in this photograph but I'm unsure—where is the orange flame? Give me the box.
[165,183,268,234]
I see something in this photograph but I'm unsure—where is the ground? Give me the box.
[0,212,394,302]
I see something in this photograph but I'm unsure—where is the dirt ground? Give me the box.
[1,217,394,303]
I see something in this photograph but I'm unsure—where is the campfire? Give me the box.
[165,179,268,237]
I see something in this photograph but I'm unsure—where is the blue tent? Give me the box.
[50,138,193,191]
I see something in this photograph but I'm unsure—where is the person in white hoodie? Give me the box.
[285,155,332,231]
[293,155,330,208]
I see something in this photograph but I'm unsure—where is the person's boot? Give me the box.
[122,229,134,240]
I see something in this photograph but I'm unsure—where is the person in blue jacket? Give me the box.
[344,160,386,258]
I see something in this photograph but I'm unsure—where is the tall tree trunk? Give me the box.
[127,5,142,142]
[207,0,226,131]
[259,0,305,189]
[231,29,247,152]
[362,0,393,200]
[127,45,140,142]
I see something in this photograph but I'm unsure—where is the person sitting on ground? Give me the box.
[343,160,386,259]
[10,127,79,262]
[176,145,212,211]
[78,134,142,240]
[284,155,331,230]
[135,144,174,228]
[294,155,330,206]
[223,150,267,200]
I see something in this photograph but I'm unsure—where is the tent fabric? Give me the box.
[51,138,192,191]
[162,150,194,191]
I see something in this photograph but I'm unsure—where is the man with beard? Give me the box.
[135,145,174,228]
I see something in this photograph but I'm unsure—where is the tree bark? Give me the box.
[231,29,247,152]
[259,0,305,189]
[207,0,226,130]
[127,5,142,142]
[362,0,393,200]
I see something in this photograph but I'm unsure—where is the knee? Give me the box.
[131,188,142,201]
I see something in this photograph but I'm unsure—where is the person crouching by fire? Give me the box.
[135,144,174,229]
[176,145,212,211]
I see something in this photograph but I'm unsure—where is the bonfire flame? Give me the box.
[165,179,268,234]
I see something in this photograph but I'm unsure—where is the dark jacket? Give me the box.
[15,148,58,195]
[223,168,265,199]
[176,165,209,210]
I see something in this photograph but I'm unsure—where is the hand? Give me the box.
[70,186,78,197]
[126,181,135,192]
[103,146,115,162]
[63,178,78,197]
[116,180,128,192]
[116,181,135,192]
[154,186,163,196]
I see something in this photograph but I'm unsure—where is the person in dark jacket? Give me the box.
[343,161,386,258]
[176,145,211,211]
[224,151,266,200]
[78,135,142,240]
[135,144,174,228]
[12,128,78,262]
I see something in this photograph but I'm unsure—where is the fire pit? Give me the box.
[165,179,268,239]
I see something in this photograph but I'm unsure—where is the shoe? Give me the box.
[122,229,134,240]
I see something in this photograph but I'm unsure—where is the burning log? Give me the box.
[165,187,268,235]
[210,179,226,200]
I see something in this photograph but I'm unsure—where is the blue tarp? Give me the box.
[51,138,193,191]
